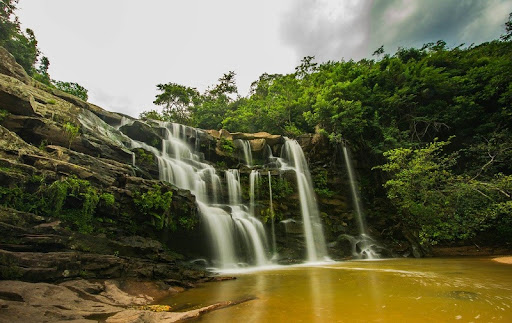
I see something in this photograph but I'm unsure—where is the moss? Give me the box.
[63,122,80,148]
[133,148,154,165]
[219,138,235,154]
[0,265,22,280]
[134,184,174,230]
[313,169,335,198]
[0,109,9,122]
[100,193,115,207]
[0,253,22,280]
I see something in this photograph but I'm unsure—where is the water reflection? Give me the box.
[164,258,512,322]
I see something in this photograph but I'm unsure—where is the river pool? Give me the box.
[163,258,512,322]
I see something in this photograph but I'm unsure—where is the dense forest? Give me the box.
[143,14,512,251]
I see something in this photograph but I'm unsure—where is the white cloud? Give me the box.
[18,0,296,117]
[16,0,512,118]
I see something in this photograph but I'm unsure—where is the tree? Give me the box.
[501,12,512,41]
[0,0,39,74]
[372,45,384,57]
[191,71,238,129]
[54,81,89,101]
[295,56,318,80]
[377,139,512,247]
[207,71,238,98]
[33,56,51,85]
[153,83,199,125]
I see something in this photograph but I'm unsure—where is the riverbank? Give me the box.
[0,277,241,322]
[493,256,512,264]
[431,245,512,257]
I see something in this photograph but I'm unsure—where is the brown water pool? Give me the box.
[163,258,512,322]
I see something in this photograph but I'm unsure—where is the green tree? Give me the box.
[501,12,512,41]
[33,56,51,85]
[153,83,199,125]
[377,139,512,248]
[0,0,39,74]
[191,71,238,129]
[54,81,89,101]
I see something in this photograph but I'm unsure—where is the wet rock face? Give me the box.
[0,207,205,282]
[120,121,163,150]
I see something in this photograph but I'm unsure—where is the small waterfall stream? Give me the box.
[226,169,268,266]
[235,139,253,167]
[278,138,329,262]
[342,145,367,235]
[268,171,277,258]
[342,144,379,259]
[249,170,260,218]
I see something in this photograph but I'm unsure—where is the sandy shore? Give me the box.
[492,256,512,264]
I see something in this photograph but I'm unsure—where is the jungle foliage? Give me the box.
[144,17,512,248]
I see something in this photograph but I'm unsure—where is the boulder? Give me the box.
[231,131,283,146]
[219,129,232,140]
[0,125,42,157]
[0,47,31,84]
[205,129,220,139]
[0,280,123,322]
[120,121,162,150]
[0,74,37,116]
[249,138,266,152]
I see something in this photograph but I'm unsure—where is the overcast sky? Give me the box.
[17,0,512,118]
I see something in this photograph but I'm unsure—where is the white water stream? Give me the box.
[126,122,269,268]
[277,138,329,262]
[342,144,379,259]
[235,139,253,167]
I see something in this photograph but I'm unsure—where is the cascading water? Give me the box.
[268,171,277,258]
[127,121,269,268]
[85,113,335,265]
[225,169,268,266]
[342,144,379,259]
[235,139,253,167]
[342,145,367,235]
[277,138,329,262]
[249,170,260,218]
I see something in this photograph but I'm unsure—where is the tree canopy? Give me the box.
[142,13,512,248]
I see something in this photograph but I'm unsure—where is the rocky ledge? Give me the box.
[0,278,247,323]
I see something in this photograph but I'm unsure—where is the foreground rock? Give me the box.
[0,207,204,282]
[0,279,253,323]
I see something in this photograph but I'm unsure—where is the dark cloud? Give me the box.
[280,0,373,62]
[280,0,512,63]
[370,0,512,53]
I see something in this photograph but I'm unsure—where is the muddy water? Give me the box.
[164,258,512,322]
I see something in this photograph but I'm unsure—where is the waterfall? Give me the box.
[235,139,253,167]
[115,115,135,129]
[225,169,268,266]
[342,144,379,259]
[268,171,277,257]
[249,170,260,218]
[127,122,269,268]
[342,145,367,235]
[278,138,329,262]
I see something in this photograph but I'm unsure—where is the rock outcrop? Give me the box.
[0,279,250,323]
[0,47,31,84]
